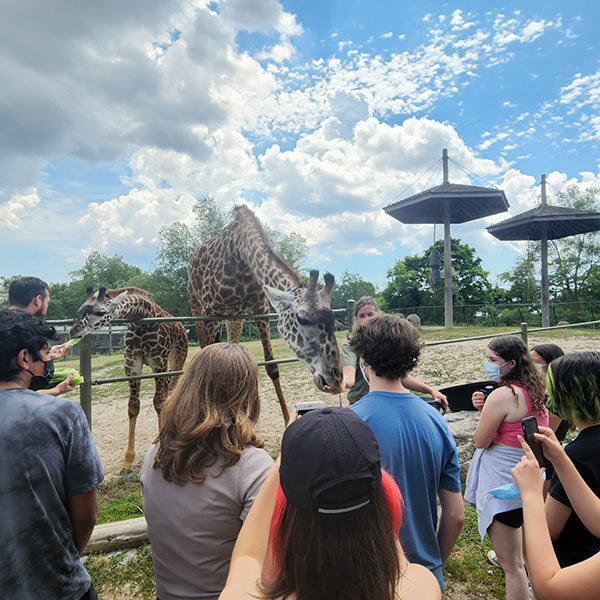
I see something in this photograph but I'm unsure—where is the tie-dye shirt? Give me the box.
[0,388,104,600]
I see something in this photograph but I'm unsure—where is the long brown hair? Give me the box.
[259,470,403,600]
[488,336,546,413]
[153,342,263,485]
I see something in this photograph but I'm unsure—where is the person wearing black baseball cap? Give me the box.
[219,407,440,600]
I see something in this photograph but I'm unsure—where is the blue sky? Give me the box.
[1,0,600,293]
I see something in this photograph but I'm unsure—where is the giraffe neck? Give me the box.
[233,210,301,291]
[114,296,167,321]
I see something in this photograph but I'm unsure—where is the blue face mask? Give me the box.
[484,360,508,380]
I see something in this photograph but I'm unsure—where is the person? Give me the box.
[541,352,600,567]
[512,426,600,599]
[0,309,104,600]
[140,343,274,600]
[219,406,441,600]
[337,296,448,409]
[9,276,74,396]
[465,335,548,600]
[348,313,464,590]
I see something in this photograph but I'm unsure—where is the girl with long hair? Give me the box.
[465,336,549,600]
[219,407,440,600]
[140,343,273,600]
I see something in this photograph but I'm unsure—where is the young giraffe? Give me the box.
[187,205,343,423]
[70,286,188,470]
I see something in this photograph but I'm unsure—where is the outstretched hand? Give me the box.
[512,434,545,498]
[52,373,76,396]
[48,343,70,360]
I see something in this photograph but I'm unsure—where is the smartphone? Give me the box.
[521,416,545,467]
[296,401,325,416]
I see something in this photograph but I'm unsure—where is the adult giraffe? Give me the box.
[187,205,343,423]
[70,286,188,470]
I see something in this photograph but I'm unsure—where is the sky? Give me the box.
[2,0,600,293]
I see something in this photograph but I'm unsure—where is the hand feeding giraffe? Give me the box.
[70,286,188,470]
[187,205,343,423]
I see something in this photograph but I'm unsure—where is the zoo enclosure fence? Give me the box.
[47,303,600,429]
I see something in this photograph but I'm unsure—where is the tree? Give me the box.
[330,270,377,310]
[47,252,143,320]
[499,249,540,305]
[549,185,600,308]
[381,238,494,318]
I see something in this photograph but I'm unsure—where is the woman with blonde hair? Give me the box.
[140,343,273,600]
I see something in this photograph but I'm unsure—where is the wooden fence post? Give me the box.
[80,334,93,428]
[520,322,528,347]
[347,299,355,332]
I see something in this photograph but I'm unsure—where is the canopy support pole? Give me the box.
[540,175,550,327]
[444,199,453,328]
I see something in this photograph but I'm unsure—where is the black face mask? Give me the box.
[27,357,54,391]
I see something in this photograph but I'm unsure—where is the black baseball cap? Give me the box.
[279,407,382,514]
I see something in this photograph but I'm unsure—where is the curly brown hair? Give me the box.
[348,314,423,379]
[153,343,263,485]
[488,336,546,413]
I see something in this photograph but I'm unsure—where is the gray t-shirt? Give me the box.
[0,388,105,600]
[140,443,273,600]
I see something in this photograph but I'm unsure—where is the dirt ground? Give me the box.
[87,333,599,477]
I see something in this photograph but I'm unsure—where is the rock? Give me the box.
[445,411,479,488]
[557,320,570,326]
[406,313,422,329]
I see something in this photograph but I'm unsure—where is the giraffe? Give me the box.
[70,286,188,470]
[187,205,343,423]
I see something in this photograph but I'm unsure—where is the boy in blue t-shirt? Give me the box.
[349,314,464,591]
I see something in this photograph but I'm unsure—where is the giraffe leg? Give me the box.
[226,319,245,343]
[152,366,170,431]
[195,320,222,347]
[255,318,289,424]
[122,342,142,471]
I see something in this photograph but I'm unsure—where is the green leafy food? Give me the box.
[50,367,85,386]
[63,337,82,348]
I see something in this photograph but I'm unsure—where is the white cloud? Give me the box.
[0,188,40,230]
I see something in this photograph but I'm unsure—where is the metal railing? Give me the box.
[48,306,349,428]
[48,307,600,429]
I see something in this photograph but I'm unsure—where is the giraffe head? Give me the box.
[264,270,343,393]
[70,286,128,338]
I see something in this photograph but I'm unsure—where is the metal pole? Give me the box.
[540,174,550,327]
[79,334,92,428]
[444,199,453,328]
[520,322,528,346]
[108,323,113,356]
[347,299,356,332]
[442,148,449,184]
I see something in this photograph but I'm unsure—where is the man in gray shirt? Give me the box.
[0,309,105,600]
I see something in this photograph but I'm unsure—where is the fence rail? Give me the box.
[47,309,600,429]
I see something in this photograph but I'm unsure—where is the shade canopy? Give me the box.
[487,204,600,241]
[384,182,509,224]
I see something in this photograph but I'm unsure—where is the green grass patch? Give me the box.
[86,544,155,599]
[97,471,144,524]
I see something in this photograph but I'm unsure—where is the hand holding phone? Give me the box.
[521,416,545,467]
[296,401,325,416]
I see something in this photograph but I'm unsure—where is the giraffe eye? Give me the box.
[297,314,311,326]
[94,310,107,317]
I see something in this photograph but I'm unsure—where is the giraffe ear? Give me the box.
[263,285,294,311]
[108,290,128,307]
